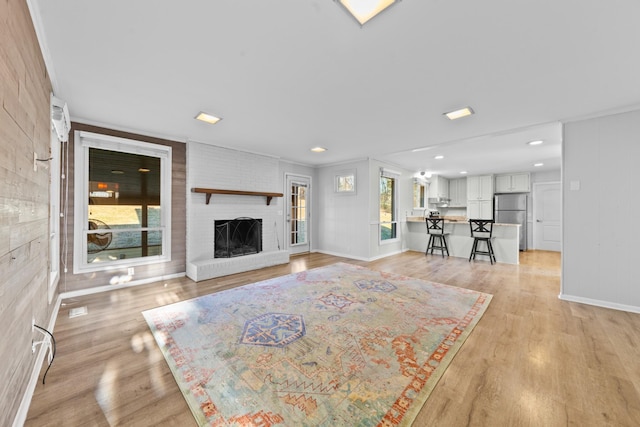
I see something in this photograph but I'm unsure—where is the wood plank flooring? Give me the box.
[25,251,640,426]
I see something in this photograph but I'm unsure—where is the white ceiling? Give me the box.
[29,1,640,176]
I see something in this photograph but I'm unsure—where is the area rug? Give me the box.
[143,262,492,426]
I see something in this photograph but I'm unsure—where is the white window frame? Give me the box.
[413,178,428,209]
[48,125,61,303]
[379,167,400,244]
[73,131,172,274]
[335,169,356,194]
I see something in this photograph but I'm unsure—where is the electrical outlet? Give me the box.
[128,267,135,276]
[33,152,38,171]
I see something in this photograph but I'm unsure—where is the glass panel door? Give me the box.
[286,175,311,254]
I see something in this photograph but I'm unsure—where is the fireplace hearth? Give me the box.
[214,218,263,258]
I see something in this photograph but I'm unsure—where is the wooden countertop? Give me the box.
[406,217,520,227]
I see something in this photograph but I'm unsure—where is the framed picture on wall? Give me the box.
[335,170,356,194]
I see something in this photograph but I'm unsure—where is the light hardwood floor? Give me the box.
[25,251,640,426]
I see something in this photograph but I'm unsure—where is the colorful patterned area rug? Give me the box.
[143,263,492,426]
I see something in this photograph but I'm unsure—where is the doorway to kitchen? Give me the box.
[285,174,311,255]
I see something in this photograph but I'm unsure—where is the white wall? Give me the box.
[315,160,370,260]
[187,142,283,262]
[562,109,640,312]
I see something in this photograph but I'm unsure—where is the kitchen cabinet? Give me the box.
[467,200,493,219]
[429,175,449,199]
[448,178,467,207]
[467,175,493,200]
[495,172,530,193]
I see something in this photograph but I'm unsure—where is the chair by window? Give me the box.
[469,219,496,264]
[425,218,449,257]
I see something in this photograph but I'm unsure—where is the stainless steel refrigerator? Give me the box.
[494,193,527,251]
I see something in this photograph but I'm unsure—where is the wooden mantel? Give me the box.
[192,188,284,205]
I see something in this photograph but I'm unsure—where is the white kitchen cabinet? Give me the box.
[495,172,530,193]
[448,178,467,207]
[429,175,449,199]
[467,175,493,200]
[467,200,493,219]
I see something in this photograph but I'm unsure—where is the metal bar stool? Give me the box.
[469,219,496,264]
[425,218,449,257]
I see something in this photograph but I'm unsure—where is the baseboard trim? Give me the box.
[60,272,186,300]
[558,293,640,314]
[313,249,369,262]
[313,249,406,263]
[13,294,62,427]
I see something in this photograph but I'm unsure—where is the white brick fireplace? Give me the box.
[186,142,289,281]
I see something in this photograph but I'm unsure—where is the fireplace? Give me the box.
[214,218,263,258]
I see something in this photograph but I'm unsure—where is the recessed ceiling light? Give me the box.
[195,111,222,125]
[444,106,475,120]
[310,147,327,153]
[111,170,124,174]
[534,163,544,167]
[528,140,544,146]
[460,171,467,174]
[138,168,150,173]
[337,0,398,26]
[434,155,444,160]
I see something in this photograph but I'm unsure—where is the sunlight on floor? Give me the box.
[289,255,311,273]
[131,331,168,397]
[95,361,119,426]
[155,291,180,306]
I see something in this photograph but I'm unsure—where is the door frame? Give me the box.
[532,181,562,251]
[284,173,312,254]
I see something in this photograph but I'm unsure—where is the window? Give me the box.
[380,168,399,242]
[73,131,172,273]
[335,170,356,193]
[413,179,426,208]
[290,182,308,245]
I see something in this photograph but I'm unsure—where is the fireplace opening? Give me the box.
[214,217,263,258]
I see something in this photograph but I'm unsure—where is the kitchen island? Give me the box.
[405,217,520,264]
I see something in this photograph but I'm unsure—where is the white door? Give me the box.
[286,174,311,254]
[533,182,561,251]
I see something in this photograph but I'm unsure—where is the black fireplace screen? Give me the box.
[214,218,263,258]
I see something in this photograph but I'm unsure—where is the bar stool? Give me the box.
[425,218,449,257]
[469,219,496,264]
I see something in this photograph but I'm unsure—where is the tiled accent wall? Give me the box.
[0,1,54,425]
[187,141,284,263]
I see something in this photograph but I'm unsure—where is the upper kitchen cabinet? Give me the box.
[495,172,530,193]
[449,177,467,207]
[467,175,493,200]
[429,175,449,199]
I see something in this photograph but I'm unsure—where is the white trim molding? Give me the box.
[13,296,62,427]
[559,293,640,314]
